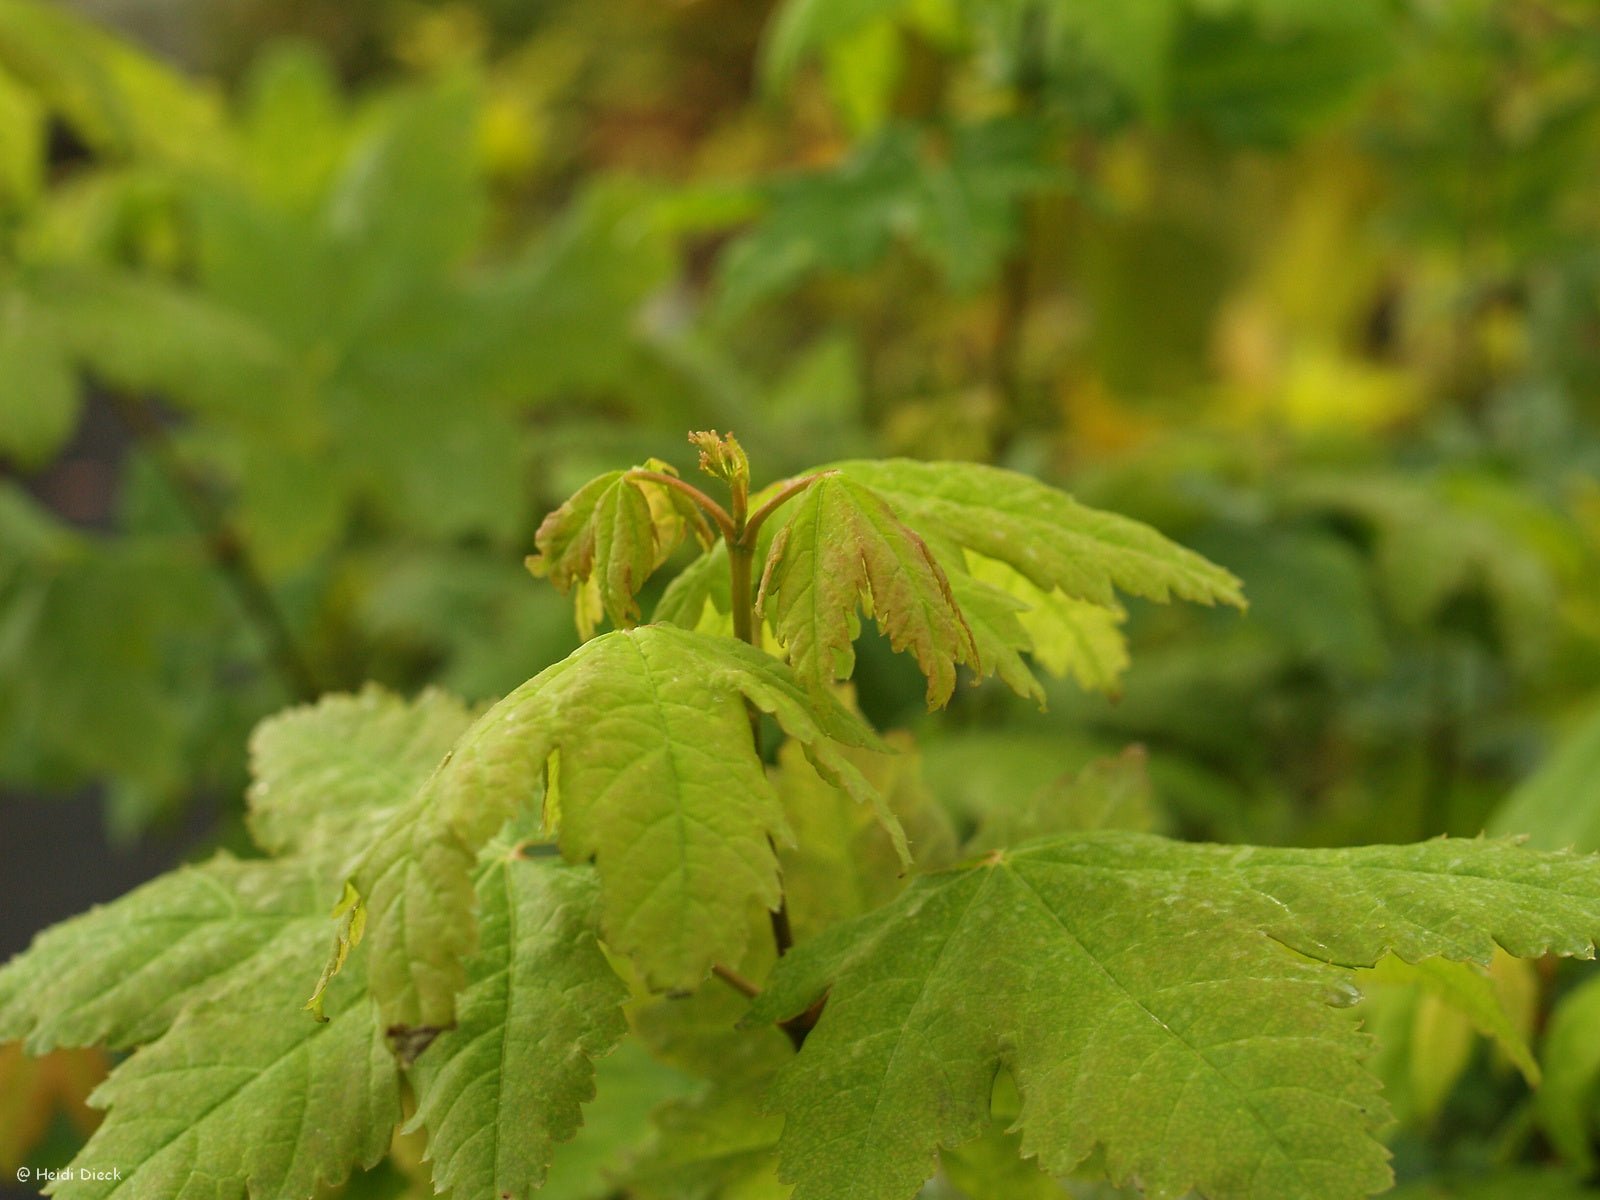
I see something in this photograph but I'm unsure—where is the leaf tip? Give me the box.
[305,881,366,1021]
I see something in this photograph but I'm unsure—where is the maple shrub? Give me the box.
[5,432,1600,1200]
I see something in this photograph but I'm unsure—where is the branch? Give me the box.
[718,467,803,974]
[104,390,321,702]
[990,252,1029,450]
[990,1,1046,455]
[768,878,795,957]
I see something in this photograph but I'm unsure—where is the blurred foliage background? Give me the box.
[4,0,1600,1195]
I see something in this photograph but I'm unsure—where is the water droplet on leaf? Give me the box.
[1325,980,1363,1009]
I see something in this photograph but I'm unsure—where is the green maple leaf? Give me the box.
[1490,700,1600,853]
[773,733,956,943]
[968,745,1157,852]
[743,459,1228,705]
[341,624,897,1028]
[1536,972,1600,1173]
[537,1042,698,1200]
[529,471,661,635]
[529,465,710,638]
[937,549,1131,705]
[747,461,1223,707]
[408,854,628,1199]
[0,848,397,1199]
[3,688,647,1200]
[757,473,977,705]
[50,956,397,1200]
[320,790,476,1030]
[247,684,474,866]
[654,541,738,636]
[1359,954,1538,1125]
[962,552,1131,696]
[0,284,78,467]
[0,854,329,1053]
[834,460,1245,611]
[751,833,1600,1200]
[620,1074,786,1200]
[248,686,478,1023]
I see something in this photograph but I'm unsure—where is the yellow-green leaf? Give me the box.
[343,625,895,1028]
[758,473,977,705]
[834,459,1245,609]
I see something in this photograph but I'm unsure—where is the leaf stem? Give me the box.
[626,469,737,541]
[740,471,831,549]
[768,899,795,959]
[105,389,321,701]
[711,963,762,1000]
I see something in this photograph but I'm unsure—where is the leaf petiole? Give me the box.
[624,468,737,541]
[739,470,833,549]
[711,963,762,999]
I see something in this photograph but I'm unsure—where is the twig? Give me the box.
[712,963,762,1000]
[104,390,321,701]
[991,1,1047,454]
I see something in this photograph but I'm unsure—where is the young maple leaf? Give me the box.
[529,463,709,637]
[834,459,1245,609]
[758,473,978,706]
[339,625,900,1029]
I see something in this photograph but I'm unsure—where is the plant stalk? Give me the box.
[990,1,1046,455]
[724,491,797,968]
[729,540,757,648]
[719,467,827,1048]
[106,389,321,702]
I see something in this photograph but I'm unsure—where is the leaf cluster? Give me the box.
[7,1,1600,1196]
[5,443,1600,1200]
